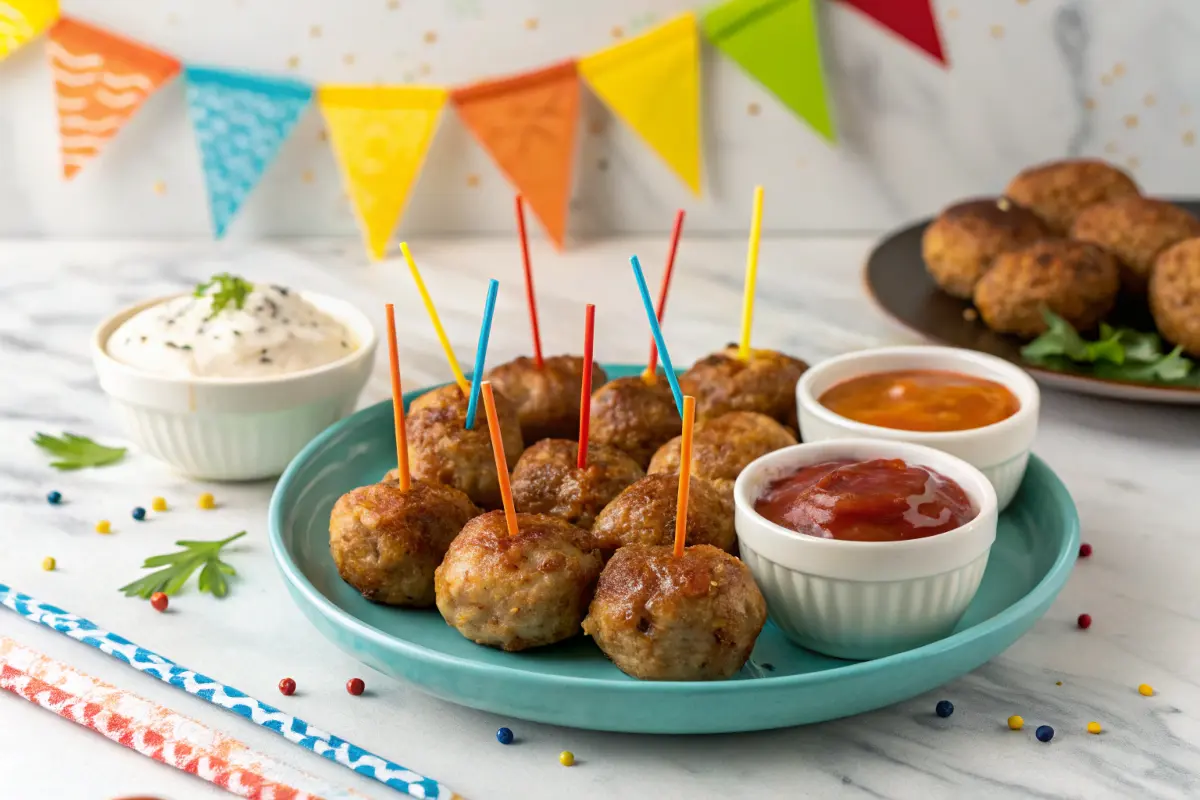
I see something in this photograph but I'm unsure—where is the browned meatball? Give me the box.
[1070,196,1200,294]
[400,383,524,511]
[679,346,807,428]
[589,375,681,468]
[649,411,798,499]
[973,239,1120,339]
[434,511,602,651]
[590,473,735,557]
[329,479,480,607]
[1150,238,1200,356]
[1004,158,1140,234]
[486,355,608,444]
[921,197,1051,299]
[583,544,767,680]
[510,438,644,530]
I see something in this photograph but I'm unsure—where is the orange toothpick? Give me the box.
[385,304,410,491]
[482,381,519,537]
[673,395,696,558]
[515,195,544,369]
[646,209,685,383]
[577,304,595,470]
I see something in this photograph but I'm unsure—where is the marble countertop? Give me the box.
[1,237,1198,800]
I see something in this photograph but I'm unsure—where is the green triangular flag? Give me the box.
[703,0,836,141]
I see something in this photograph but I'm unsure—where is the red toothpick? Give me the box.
[577,304,595,470]
[385,304,410,491]
[646,209,685,382]
[515,195,544,369]
[673,395,696,558]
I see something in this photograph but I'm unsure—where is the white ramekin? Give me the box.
[91,292,377,481]
[734,439,999,660]
[796,345,1039,511]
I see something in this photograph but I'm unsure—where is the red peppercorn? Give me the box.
[278,677,296,696]
[150,592,168,612]
[1077,613,1092,629]
[346,677,365,696]
[1079,543,1093,558]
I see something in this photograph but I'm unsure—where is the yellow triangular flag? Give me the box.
[318,85,447,260]
[1,0,58,61]
[579,13,701,194]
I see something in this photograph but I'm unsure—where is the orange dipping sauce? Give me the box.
[819,370,1019,433]
[754,459,976,542]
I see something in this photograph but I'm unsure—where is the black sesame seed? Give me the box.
[166,319,175,325]
[257,326,267,334]
[282,318,289,324]
[341,341,349,348]
[140,336,147,343]
[233,330,242,337]
[260,356,272,364]
[261,348,268,354]
[165,341,179,349]
[181,344,193,351]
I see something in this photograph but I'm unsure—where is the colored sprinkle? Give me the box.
[46,491,62,505]
[1056,681,1063,686]
[132,507,147,521]
[1077,613,1092,629]
[41,557,55,572]
[278,677,296,696]
[152,496,168,512]
[1079,543,1093,558]
[346,678,365,696]
[1087,721,1102,734]
[1138,683,1154,697]
[150,592,168,612]
[558,751,575,767]
[197,492,215,510]
[935,700,954,718]
[1036,725,1054,743]
[95,520,111,534]
[496,727,514,745]
[1008,715,1024,730]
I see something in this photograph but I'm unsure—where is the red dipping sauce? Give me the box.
[754,459,976,542]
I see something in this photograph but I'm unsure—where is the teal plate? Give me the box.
[269,364,1080,734]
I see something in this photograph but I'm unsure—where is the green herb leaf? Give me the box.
[1021,311,1195,385]
[194,273,254,319]
[33,433,127,471]
[1118,346,1195,382]
[120,532,246,599]
[1118,329,1165,363]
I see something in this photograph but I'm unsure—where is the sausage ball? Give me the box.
[510,438,644,530]
[434,510,602,651]
[1004,158,1139,234]
[680,346,808,429]
[1150,238,1200,356]
[1070,196,1200,294]
[972,239,1120,339]
[329,479,480,607]
[649,411,798,499]
[582,544,767,680]
[398,383,524,511]
[486,355,608,445]
[590,473,735,557]
[921,197,1051,299]
[589,375,681,468]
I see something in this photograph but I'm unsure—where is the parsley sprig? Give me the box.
[120,532,246,599]
[194,273,254,319]
[1021,309,1196,384]
[33,433,127,470]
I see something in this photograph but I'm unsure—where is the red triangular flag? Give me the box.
[838,0,946,66]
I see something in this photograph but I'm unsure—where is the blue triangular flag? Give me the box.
[184,66,313,238]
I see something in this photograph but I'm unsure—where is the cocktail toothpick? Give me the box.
[674,395,696,558]
[630,254,683,415]
[515,195,544,369]
[481,381,519,538]
[646,209,685,382]
[577,304,595,469]
[401,241,470,394]
[465,279,499,430]
[737,186,764,362]
[385,303,410,490]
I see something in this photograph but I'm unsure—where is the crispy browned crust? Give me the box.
[921,197,1051,298]
[679,346,807,428]
[1150,238,1200,356]
[589,375,681,468]
[1004,158,1140,234]
[649,411,797,499]
[1070,196,1200,294]
[510,438,644,530]
[486,355,608,444]
[590,472,735,556]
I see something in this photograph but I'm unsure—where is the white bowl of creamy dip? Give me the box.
[92,276,377,480]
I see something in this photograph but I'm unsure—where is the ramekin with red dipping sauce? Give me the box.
[734,439,998,660]
[796,346,1039,511]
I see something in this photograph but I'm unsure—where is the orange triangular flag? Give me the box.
[48,16,180,179]
[452,60,580,249]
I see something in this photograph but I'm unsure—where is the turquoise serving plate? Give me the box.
[269,364,1080,734]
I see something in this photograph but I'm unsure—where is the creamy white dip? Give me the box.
[107,279,354,378]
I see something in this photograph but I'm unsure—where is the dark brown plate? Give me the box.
[864,203,1200,405]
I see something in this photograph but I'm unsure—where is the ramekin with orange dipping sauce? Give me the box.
[796,346,1039,510]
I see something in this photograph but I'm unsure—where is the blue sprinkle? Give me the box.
[935,700,954,718]
[46,491,62,505]
[132,506,146,521]
[1036,725,1055,743]
[496,726,514,745]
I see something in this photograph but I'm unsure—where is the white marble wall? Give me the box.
[1,0,1198,239]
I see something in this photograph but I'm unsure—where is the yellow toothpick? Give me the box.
[738,185,764,361]
[400,241,470,394]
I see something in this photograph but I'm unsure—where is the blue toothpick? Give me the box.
[466,278,499,430]
[630,255,683,416]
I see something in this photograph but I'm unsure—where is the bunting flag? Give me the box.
[319,85,447,260]
[703,0,835,142]
[0,0,56,61]
[579,13,701,195]
[184,66,313,237]
[838,0,947,66]
[452,60,580,249]
[48,17,180,179]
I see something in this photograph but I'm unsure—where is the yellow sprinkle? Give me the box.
[559,751,575,767]
[95,520,111,535]
[42,557,56,572]
[198,492,216,510]
[152,497,168,512]
[1138,683,1154,697]
[1007,715,1024,730]
[153,181,167,195]
[1087,721,1102,734]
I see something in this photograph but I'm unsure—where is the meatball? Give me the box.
[1070,196,1200,294]
[583,544,767,680]
[510,438,644,530]
[1150,238,1200,356]
[400,383,525,511]
[435,511,602,651]
[589,375,681,468]
[679,346,807,429]
[329,480,480,607]
[973,239,1120,339]
[649,411,797,499]
[590,473,735,557]
[486,355,608,444]
[921,197,1051,299]
[1004,158,1139,234]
